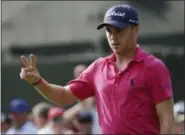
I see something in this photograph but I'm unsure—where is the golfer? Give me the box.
[20,4,174,134]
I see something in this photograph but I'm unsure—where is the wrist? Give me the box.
[31,78,43,86]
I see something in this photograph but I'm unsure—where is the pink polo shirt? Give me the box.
[67,46,173,134]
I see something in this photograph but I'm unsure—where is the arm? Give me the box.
[156,99,174,134]
[20,54,97,107]
[146,59,174,134]
[34,75,95,107]
[34,80,78,106]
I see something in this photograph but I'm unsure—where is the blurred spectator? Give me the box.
[28,112,34,123]
[173,100,184,134]
[174,100,184,114]
[74,64,101,133]
[1,112,12,134]
[63,97,101,134]
[63,64,101,134]
[73,111,93,134]
[37,106,68,134]
[73,64,87,78]
[32,102,52,134]
[79,97,101,134]
[87,98,101,134]
[5,98,38,134]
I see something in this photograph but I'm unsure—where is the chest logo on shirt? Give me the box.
[162,83,172,91]
[130,78,135,87]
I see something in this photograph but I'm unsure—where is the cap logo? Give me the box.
[106,10,126,17]
[129,19,138,24]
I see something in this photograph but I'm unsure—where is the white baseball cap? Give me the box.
[174,100,184,114]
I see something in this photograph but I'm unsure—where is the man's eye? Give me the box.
[116,28,122,33]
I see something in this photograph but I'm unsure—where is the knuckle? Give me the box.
[25,68,30,72]
[20,73,25,79]
[21,68,25,72]
[28,67,34,72]
[31,67,35,71]
[26,72,30,75]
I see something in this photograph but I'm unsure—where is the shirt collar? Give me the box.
[106,45,147,63]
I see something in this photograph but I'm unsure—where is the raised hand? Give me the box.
[20,54,41,85]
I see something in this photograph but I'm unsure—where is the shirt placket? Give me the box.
[110,64,120,132]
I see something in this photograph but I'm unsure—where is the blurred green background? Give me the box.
[2,1,184,112]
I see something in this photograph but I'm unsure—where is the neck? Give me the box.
[115,44,137,65]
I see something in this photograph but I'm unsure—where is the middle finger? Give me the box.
[21,67,34,73]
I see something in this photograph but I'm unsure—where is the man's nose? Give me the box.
[110,33,118,41]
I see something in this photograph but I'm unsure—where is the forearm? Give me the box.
[159,116,174,134]
[34,78,77,106]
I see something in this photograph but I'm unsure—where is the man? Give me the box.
[37,106,68,134]
[63,96,101,134]
[1,112,12,134]
[20,4,174,134]
[32,102,52,134]
[73,64,87,78]
[73,111,93,134]
[173,100,184,134]
[65,64,101,133]
[6,98,38,134]
[87,97,101,134]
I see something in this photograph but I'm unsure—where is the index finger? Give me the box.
[21,55,30,67]
[30,54,36,68]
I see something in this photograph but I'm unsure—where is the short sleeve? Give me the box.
[146,59,173,104]
[67,59,100,101]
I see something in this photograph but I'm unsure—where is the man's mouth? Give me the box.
[112,43,120,46]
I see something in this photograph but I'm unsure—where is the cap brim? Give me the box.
[9,107,29,113]
[97,21,128,30]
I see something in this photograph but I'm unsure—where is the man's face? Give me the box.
[33,116,47,129]
[73,65,87,78]
[9,112,22,122]
[9,112,27,125]
[106,25,138,54]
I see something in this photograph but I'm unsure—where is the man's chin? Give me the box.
[112,49,122,54]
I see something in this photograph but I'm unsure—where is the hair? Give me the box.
[77,113,93,123]
[128,23,138,29]
[39,108,50,119]
[32,102,52,119]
